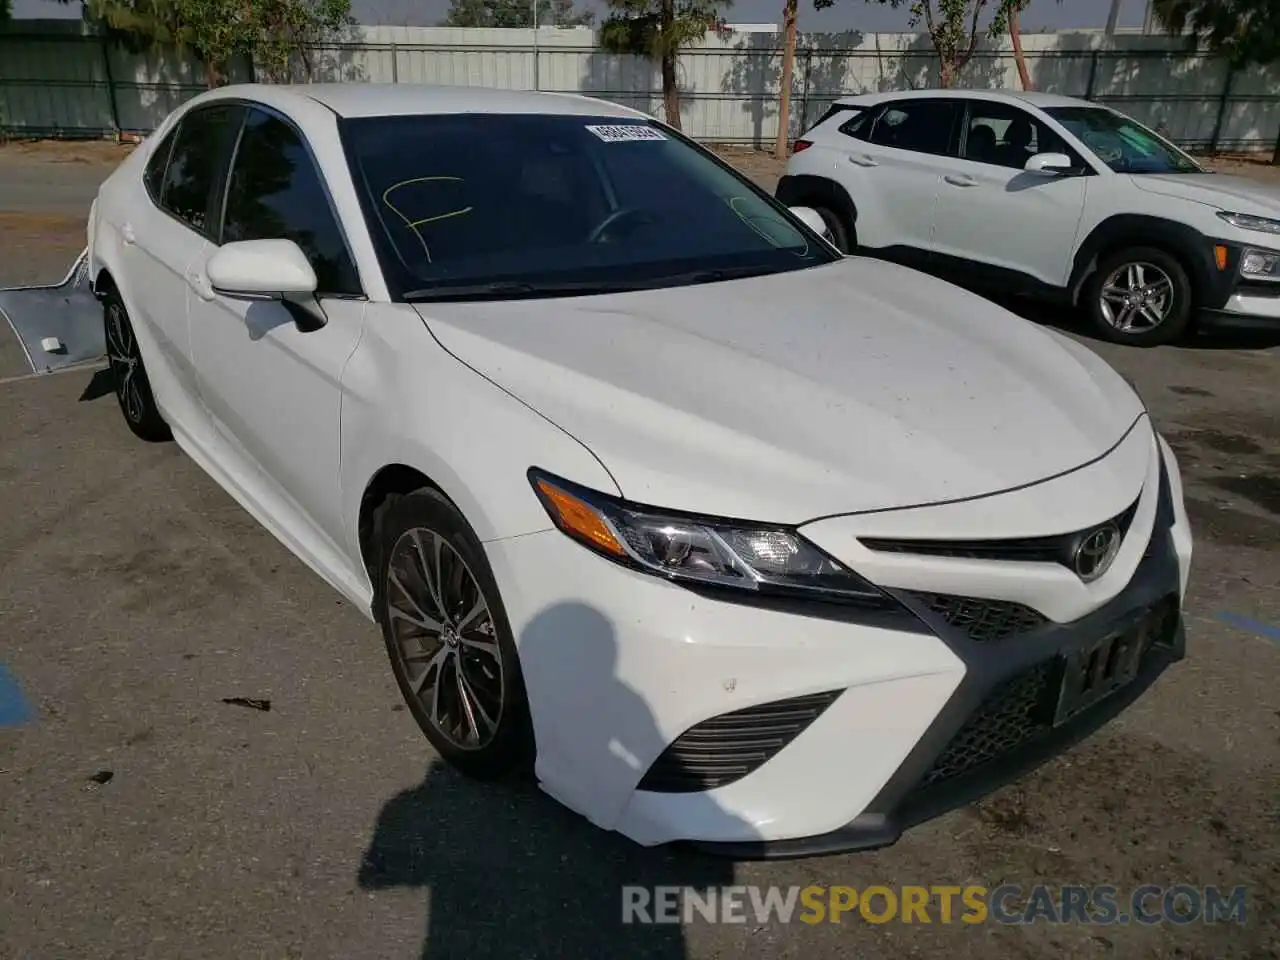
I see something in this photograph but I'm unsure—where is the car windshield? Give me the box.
[340,113,836,300]
[1043,106,1204,175]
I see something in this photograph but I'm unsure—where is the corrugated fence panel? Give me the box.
[2,21,1277,155]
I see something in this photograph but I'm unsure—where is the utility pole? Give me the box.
[532,0,540,90]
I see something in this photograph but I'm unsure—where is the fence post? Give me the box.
[1272,122,1280,165]
[390,43,399,83]
[99,34,122,139]
[798,47,813,133]
[1084,50,1099,100]
[1208,64,1234,155]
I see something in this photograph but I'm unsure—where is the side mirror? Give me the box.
[1025,152,1075,175]
[788,205,835,244]
[208,239,318,298]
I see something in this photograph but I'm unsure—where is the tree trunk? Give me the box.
[1272,123,1280,166]
[938,57,954,89]
[774,0,798,160]
[660,0,681,130]
[1010,7,1031,90]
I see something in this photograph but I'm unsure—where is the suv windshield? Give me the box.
[341,113,836,300]
[1043,106,1204,175]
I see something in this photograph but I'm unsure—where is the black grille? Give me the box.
[917,663,1054,790]
[637,690,843,793]
[911,592,1048,642]
[861,498,1140,568]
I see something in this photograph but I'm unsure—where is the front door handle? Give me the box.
[121,222,136,245]
[187,268,215,301]
[944,174,977,187]
[847,154,879,167]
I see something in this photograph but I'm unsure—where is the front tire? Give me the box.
[1084,247,1194,347]
[812,205,855,254]
[103,292,171,442]
[373,488,533,780]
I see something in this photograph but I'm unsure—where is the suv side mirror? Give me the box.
[1025,152,1075,175]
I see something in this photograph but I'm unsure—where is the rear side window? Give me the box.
[160,104,241,236]
[221,108,361,296]
[866,100,960,156]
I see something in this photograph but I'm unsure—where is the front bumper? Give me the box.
[1199,238,1280,327]
[485,438,1191,856]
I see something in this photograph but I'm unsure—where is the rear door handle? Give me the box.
[847,154,879,167]
[121,222,136,244]
[944,174,977,187]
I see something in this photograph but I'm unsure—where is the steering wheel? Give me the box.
[586,207,651,244]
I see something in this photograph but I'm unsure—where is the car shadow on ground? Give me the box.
[356,601,755,959]
[992,295,1280,351]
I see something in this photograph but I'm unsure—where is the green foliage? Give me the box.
[1152,0,1279,67]
[444,0,593,28]
[815,0,1031,86]
[79,0,353,84]
[598,0,730,60]
[1,0,11,24]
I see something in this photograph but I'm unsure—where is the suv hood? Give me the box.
[416,259,1144,524]
[1129,173,1280,215]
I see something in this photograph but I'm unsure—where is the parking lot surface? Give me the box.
[1,143,1278,959]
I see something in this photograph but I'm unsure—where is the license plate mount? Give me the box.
[1052,616,1149,727]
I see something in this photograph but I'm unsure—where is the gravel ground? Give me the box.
[0,140,1277,960]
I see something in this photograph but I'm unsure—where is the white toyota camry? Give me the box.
[86,83,1192,857]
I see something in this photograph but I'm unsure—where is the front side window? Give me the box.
[866,100,960,156]
[341,113,837,300]
[143,128,176,202]
[1043,106,1203,175]
[160,104,241,235]
[963,101,1079,170]
[221,108,361,296]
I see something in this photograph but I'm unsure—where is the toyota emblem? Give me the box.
[1073,523,1122,582]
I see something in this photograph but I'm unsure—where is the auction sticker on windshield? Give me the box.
[586,124,668,142]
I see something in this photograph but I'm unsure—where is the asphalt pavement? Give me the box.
[0,147,1277,960]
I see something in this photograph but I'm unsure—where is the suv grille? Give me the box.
[637,690,843,793]
[911,592,1047,642]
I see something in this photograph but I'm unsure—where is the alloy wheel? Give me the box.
[385,527,504,750]
[1098,261,1175,333]
[105,301,145,423]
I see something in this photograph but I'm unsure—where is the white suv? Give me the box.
[778,89,1280,346]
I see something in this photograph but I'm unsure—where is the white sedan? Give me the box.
[85,83,1192,856]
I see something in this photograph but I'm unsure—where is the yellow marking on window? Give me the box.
[381,177,469,265]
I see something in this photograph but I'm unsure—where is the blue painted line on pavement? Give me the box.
[0,663,33,726]
[1215,612,1280,644]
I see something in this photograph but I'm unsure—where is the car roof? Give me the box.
[832,89,1096,111]
[206,82,648,121]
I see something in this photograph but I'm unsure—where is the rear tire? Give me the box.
[812,205,856,254]
[373,487,534,780]
[1084,246,1194,347]
[103,292,171,442]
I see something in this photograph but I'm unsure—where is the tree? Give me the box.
[445,0,593,28]
[773,0,798,159]
[1,0,10,23]
[78,0,352,87]
[599,0,732,132]
[1008,0,1030,89]
[1151,0,1279,68]
[815,1,1024,89]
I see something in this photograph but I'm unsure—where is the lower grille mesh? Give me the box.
[911,592,1048,642]
[638,690,843,793]
[917,663,1053,790]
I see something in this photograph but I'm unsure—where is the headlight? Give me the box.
[1216,211,1280,236]
[1240,247,1280,282]
[528,469,887,604]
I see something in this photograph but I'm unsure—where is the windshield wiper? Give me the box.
[402,264,790,302]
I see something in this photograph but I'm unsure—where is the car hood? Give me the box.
[415,259,1145,524]
[1129,173,1280,215]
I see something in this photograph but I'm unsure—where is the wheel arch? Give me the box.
[775,174,859,227]
[356,462,456,582]
[1068,215,1221,308]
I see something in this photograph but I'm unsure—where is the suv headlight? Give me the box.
[529,469,887,605]
[1240,247,1280,282]
[1216,211,1280,236]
